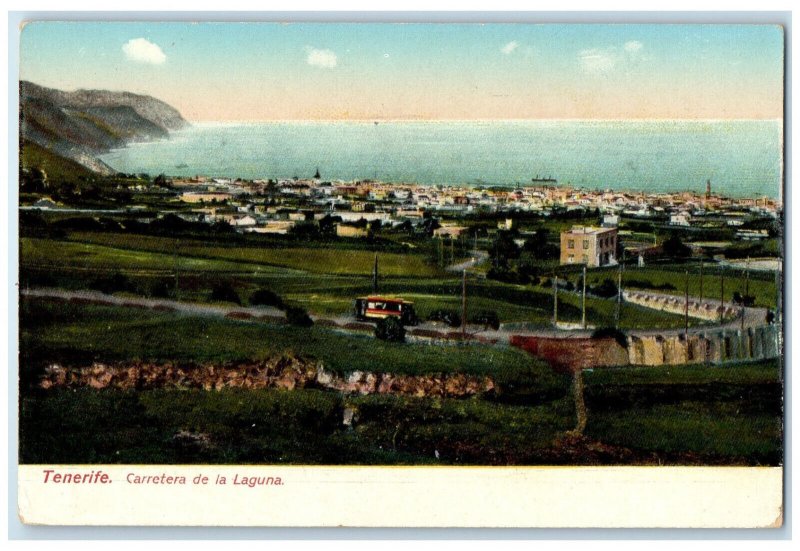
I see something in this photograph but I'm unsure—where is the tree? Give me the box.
[427,309,462,328]
[210,283,241,305]
[590,278,619,299]
[285,306,313,327]
[250,288,284,309]
[489,231,521,270]
[662,234,691,258]
[469,310,500,330]
[318,214,341,236]
[375,317,406,342]
[20,167,47,193]
[153,173,172,188]
[421,217,441,237]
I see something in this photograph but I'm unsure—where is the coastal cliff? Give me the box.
[20,80,188,176]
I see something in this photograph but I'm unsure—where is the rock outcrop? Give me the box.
[37,356,495,398]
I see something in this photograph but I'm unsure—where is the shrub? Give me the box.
[89,273,133,295]
[732,292,755,307]
[427,309,462,328]
[250,288,285,309]
[591,327,629,349]
[210,283,241,305]
[285,306,313,327]
[375,317,406,342]
[625,279,676,292]
[590,278,619,299]
[138,278,174,299]
[469,310,500,330]
[487,267,528,284]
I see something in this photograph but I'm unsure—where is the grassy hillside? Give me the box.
[20,139,97,183]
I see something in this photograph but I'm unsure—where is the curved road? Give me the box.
[22,286,771,344]
[445,251,489,273]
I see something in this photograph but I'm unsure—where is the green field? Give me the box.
[18,296,783,465]
[585,264,778,309]
[20,297,546,380]
[21,232,694,330]
[65,232,446,277]
[21,140,97,183]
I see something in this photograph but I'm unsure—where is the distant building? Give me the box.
[245,221,296,235]
[433,225,468,239]
[498,218,516,230]
[669,212,691,227]
[230,215,257,227]
[560,226,618,267]
[602,214,619,228]
[180,191,234,204]
[336,224,370,238]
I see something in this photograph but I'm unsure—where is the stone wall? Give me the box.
[511,325,780,370]
[623,291,739,322]
[508,336,630,372]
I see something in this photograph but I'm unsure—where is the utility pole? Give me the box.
[553,275,559,326]
[699,259,704,305]
[720,263,725,323]
[581,265,587,330]
[615,266,622,329]
[461,269,467,339]
[174,240,180,300]
[684,269,689,339]
[372,253,379,293]
[741,258,748,332]
[745,256,751,298]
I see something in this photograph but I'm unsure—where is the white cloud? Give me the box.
[305,46,337,68]
[122,38,166,65]
[624,40,643,54]
[579,48,616,73]
[501,41,519,55]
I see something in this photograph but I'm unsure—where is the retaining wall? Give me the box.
[511,325,780,371]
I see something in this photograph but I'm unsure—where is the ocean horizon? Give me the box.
[99,119,783,199]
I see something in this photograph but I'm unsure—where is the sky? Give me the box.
[19,22,785,121]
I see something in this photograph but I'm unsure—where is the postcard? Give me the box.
[15,19,784,528]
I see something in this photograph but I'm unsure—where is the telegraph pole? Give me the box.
[684,269,689,339]
[553,275,559,326]
[174,241,180,300]
[615,266,622,329]
[372,253,379,293]
[699,259,704,305]
[461,269,467,339]
[745,256,751,298]
[581,266,587,330]
[719,263,725,323]
[741,259,749,332]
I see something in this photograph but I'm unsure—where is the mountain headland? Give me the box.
[20,80,188,176]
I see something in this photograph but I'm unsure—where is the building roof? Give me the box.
[562,225,617,236]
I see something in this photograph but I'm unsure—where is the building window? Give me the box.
[582,254,589,263]
[568,239,574,249]
[583,240,589,249]
[568,254,574,263]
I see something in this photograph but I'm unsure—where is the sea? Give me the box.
[99,120,783,199]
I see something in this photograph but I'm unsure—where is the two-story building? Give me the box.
[560,226,619,267]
